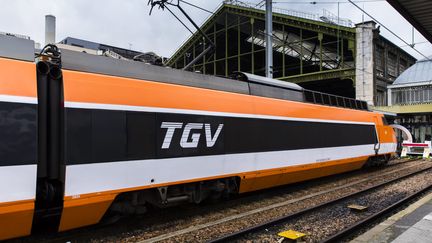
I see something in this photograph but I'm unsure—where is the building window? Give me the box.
[387,52,397,77]
[399,58,407,74]
[71,43,84,48]
[376,90,386,106]
[392,85,432,105]
[375,46,385,77]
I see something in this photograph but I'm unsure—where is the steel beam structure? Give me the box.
[166,2,416,99]
[278,68,355,84]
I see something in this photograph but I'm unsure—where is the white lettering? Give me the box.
[160,122,224,149]
[160,122,183,149]
[205,124,224,147]
[180,123,203,148]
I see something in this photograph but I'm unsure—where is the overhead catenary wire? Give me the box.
[171,0,429,70]
[148,0,216,35]
[399,41,429,48]
[179,0,214,14]
[164,4,195,34]
[148,0,216,70]
[347,0,430,61]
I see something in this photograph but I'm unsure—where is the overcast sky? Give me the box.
[1,0,431,60]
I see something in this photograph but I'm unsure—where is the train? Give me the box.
[0,34,397,240]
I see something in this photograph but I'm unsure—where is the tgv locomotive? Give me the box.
[0,35,397,240]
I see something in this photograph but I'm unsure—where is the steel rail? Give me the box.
[136,158,421,243]
[24,158,420,242]
[320,183,432,242]
[208,165,432,242]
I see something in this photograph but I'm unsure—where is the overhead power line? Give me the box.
[179,0,214,14]
[399,41,429,48]
[347,0,430,60]
[164,5,195,34]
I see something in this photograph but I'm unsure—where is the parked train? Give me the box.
[0,35,397,240]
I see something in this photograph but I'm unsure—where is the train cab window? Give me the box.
[382,117,389,125]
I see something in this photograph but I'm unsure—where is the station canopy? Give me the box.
[387,0,432,43]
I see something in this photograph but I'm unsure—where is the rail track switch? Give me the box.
[348,204,368,211]
[278,230,306,241]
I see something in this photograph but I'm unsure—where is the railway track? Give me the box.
[134,159,429,243]
[14,158,425,243]
[320,185,432,243]
[209,162,432,243]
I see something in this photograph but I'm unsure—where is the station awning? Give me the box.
[387,0,432,43]
[375,103,432,114]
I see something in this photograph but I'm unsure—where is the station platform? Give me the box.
[351,192,432,243]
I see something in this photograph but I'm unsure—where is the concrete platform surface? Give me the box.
[392,214,432,243]
[351,192,432,243]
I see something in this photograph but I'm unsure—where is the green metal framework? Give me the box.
[168,3,358,95]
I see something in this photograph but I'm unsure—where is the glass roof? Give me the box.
[393,57,432,85]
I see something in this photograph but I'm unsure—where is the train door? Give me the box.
[0,36,38,240]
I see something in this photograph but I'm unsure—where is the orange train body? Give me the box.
[0,58,37,240]
[0,46,397,240]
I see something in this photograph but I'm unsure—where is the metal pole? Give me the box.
[337,2,340,66]
[282,25,286,77]
[251,18,255,74]
[265,0,273,78]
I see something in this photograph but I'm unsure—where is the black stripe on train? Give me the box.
[65,108,378,165]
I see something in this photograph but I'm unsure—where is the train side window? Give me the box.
[66,109,92,164]
[344,98,351,108]
[350,99,356,109]
[382,117,389,125]
[92,110,127,162]
[330,96,337,106]
[315,93,323,104]
[322,94,330,105]
[304,90,315,103]
[337,97,345,107]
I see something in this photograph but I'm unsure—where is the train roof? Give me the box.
[232,72,303,91]
[0,34,369,112]
[59,49,369,111]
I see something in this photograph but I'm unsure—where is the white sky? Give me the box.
[0,0,431,60]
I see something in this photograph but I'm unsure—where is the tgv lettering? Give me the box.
[161,122,224,149]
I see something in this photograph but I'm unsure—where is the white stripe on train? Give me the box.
[0,165,37,203]
[0,95,37,104]
[64,143,396,197]
[64,101,376,125]
[0,95,377,126]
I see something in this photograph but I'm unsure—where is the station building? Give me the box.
[166,1,416,106]
[375,57,432,143]
[59,37,142,59]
